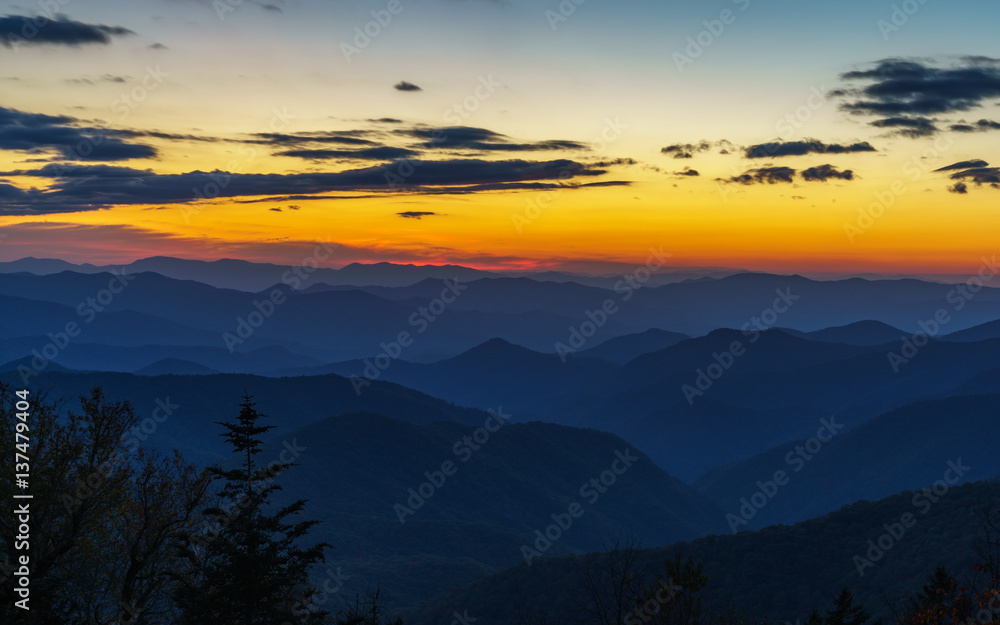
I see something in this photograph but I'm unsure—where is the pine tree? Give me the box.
[173,393,330,625]
[915,566,956,609]
[826,588,869,625]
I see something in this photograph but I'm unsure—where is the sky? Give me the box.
[0,0,999,275]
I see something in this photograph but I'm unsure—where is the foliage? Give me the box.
[0,384,208,624]
[172,393,330,625]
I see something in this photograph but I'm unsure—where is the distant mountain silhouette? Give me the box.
[694,393,1000,528]
[277,338,617,415]
[577,329,874,420]
[0,257,101,274]
[610,398,832,482]
[628,273,1000,334]
[0,293,224,347]
[3,270,999,369]
[294,273,1000,336]
[0,369,491,463]
[780,320,905,345]
[0,256,495,291]
[942,318,1000,342]
[0,340,320,376]
[577,328,691,364]
[135,358,219,375]
[555,331,1000,428]
[0,355,76,373]
[257,412,727,607]
[950,365,1000,395]
[0,256,743,291]
[0,271,609,361]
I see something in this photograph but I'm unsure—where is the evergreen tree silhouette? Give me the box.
[826,588,870,625]
[173,393,329,625]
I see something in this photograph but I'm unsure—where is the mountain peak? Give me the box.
[449,337,540,363]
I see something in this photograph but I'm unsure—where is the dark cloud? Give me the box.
[949,119,1000,132]
[398,211,436,219]
[723,164,857,185]
[276,146,420,161]
[869,116,938,137]
[269,207,282,211]
[836,59,1000,117]
[0,182,29,198]
[590,158,638,168]
[5,163,155,178]
[252,125,591,158]
[0,111,629,213]
[394,81,422,92]
[948,167,1000,187]
[934,159,989,172]
[726,166,797,185]
[0,158,611,214]
[111,129,215,143]
[0,15,133,48]
[0,106,157,161]
[745,139,876,159]
[148,42,168,50]
[248,131,378,147]
[949,182,968,194]
[0,107,74,126]
[67,74,128,85]
[675,167,700,176]
[369,118,403,123]
[230,179,630,204]
[660,140,735,158]
[801,164,854,182]
[405,126,589,152]
[661,141,710,159]
[962,56,1000,65]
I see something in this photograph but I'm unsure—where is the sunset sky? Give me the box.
[1,0,999,275]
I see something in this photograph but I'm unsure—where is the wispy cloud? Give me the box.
[745,139,876,159]
[0,158,613,214]
[0,106,156,161]
[0,15,133,48]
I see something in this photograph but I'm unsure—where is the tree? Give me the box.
[826,588,870,625]
[893,503,1000,625]
[102,448,210,624]
[333,586,404,625]
[578,536,711,625]
[173,393,330,625]
[650,553,709,625]
[0,385,207,625]
[579,534,648,625]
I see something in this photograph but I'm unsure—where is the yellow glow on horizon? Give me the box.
[2,165,998,275]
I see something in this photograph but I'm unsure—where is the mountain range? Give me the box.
[2,257,999,619]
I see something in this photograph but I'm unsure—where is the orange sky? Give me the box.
[1,1,999,275]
